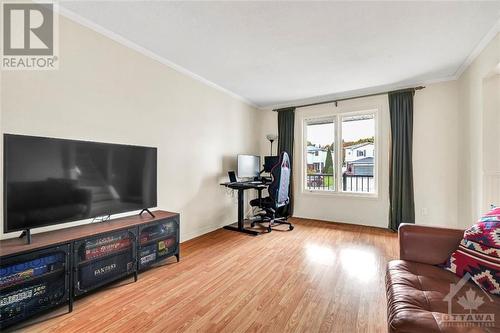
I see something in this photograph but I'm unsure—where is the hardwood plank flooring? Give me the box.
[17,218,398,333]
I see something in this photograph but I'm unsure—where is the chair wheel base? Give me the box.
[289,225,294,231]
[267,226,272,233]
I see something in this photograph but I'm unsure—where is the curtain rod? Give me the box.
[273,86,425,111]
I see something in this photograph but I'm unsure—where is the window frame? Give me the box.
[303,116,337,192]
[302,109,379,198]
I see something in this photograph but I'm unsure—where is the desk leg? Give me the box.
[224,189,260,236]
[238,189,244,229]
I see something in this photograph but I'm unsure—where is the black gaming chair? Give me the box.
[250,151,294,232]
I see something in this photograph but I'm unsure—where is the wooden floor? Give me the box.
[20,218,398,333]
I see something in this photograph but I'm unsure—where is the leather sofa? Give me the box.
[386,224,500,333]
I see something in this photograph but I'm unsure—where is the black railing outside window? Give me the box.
[342,174,374,192]
[306,173,334,190]
[306,174,374,192]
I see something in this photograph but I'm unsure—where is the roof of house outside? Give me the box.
[344,142,373,150]
[307,146,329,152]
[349,157,374,165]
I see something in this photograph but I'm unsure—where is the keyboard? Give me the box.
[222,181,266,189]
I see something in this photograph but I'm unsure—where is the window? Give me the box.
[341,114,375,193]
[305,118,335,191]
[303,112,376,195]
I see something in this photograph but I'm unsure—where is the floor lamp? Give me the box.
[266,134,278,156]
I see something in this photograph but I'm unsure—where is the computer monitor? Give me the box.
[237,155,261,178]
[264,156,279,173]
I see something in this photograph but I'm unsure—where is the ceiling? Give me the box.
[60,1,500,108]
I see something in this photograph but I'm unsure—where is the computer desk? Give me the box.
[220,180,268,236]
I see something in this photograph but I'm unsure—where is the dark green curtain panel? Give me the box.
[388,91,415,231]
[277,107,295,214]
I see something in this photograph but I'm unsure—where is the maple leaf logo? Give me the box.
[457,288,484,313]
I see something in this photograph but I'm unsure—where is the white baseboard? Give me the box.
[180,221,229,243]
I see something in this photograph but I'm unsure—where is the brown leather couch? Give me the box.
[386,224,500,333]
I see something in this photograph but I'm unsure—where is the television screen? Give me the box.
[3,134,157,233]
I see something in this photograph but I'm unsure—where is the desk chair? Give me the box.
[249,151,294,232]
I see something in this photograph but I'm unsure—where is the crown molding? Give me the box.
[453,17,500,79]
[261,17,500,111]
[53,4,499,112]
[55,6,259,109]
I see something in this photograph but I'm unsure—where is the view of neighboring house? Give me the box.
[306,145,328,173]
[307,142,374,176]
[344,142,374,163]
[345,156,374,176]
[344,142,374,176]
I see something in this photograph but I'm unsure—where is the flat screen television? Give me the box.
[3,134,157,233]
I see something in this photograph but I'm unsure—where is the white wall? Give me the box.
[2,15,496,238]
[260,81,462,229]
[482,74,500,175]
[292,95,390,228]
[259,110,279,158]
[413,81,460,227]
[256,36,500,230]
[457,33,500,227]
[0,16,262,241]
[482,73,500,212]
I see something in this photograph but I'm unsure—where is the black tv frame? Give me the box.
[3,133,158,238]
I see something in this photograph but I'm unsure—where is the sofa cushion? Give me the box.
[386,260,500,333]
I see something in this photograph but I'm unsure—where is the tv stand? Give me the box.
[18,229,32,244]
[139,208,155,218]
[0,210,179,330]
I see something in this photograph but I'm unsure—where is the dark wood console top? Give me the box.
[0,210,178,257]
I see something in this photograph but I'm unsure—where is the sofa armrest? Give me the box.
[398,223,464,265]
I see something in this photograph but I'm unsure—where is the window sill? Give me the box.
[301,190,379,200]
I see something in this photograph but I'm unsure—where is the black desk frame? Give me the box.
[221,182,266,236]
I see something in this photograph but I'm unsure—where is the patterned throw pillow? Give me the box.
[442,207,500,295]
[480,207,500,222]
